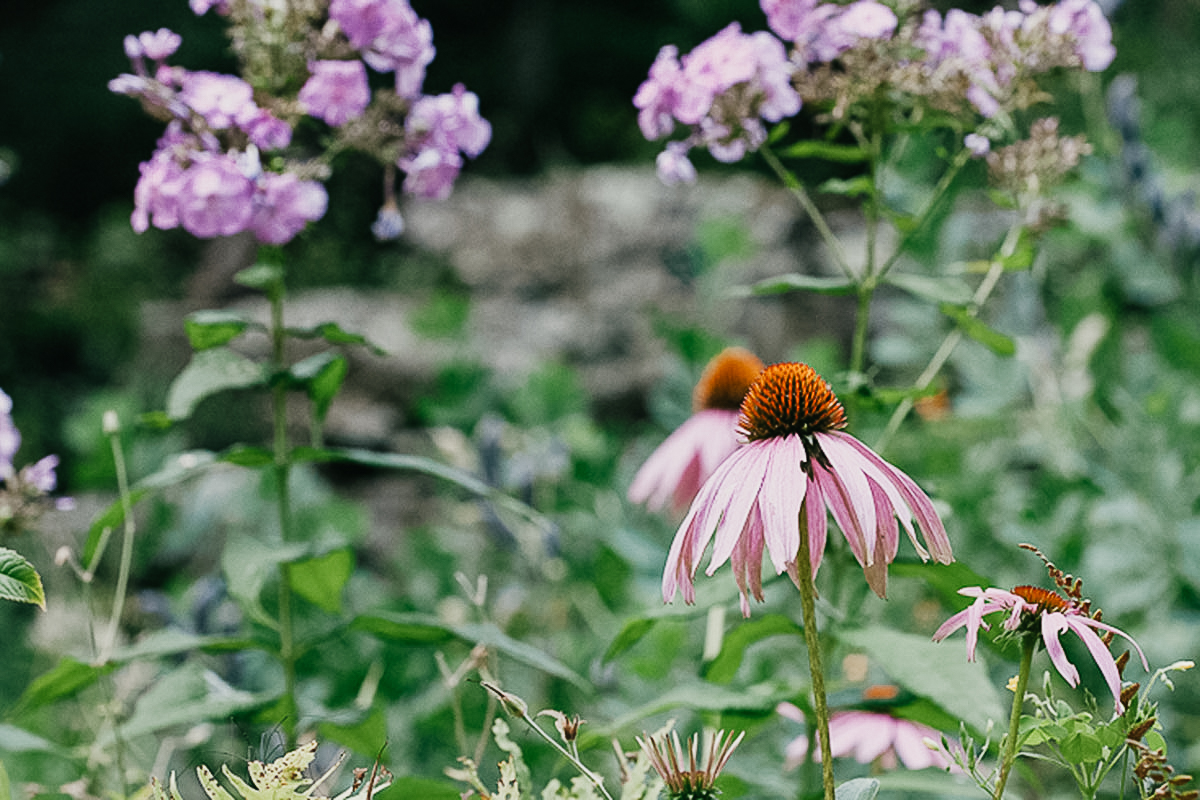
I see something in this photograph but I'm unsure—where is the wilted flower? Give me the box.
[933,583,1148,714]
[663,362,952,616]
[777,703,956,771]
[629,347,764,513]
[636,728,744,800]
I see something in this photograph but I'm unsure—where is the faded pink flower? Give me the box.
[778,703,956,771]
[655,142,698,185]
[663,362,952,616]
[250,172,328,244]
[630,348,765,513]
[178,71,256,130]
[299,60,371,126]
[0,389,20,471]
[406,84,492,158]
[175,155,256,238]
[933,584,1149,714]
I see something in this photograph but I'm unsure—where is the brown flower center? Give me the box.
[693,347,765,412]
[738,362,847,441]
[1011,585,1073,613]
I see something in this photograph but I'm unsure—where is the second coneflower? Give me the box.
[663,361,953,616]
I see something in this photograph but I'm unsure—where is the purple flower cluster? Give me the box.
[112,0,490,243]
[0,389,73,523]
[637,0,1115,183]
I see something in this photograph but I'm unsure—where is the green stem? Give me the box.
[97,415,136,666]
[876,146,972,282]
[995,634,1036,800]
[797,510,835,800]
[269,285,299,750]
[760,144,857,281]
[848,283,874,383]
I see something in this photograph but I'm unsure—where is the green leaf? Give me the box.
[289,352,348,423]
[12,657,111,713]
[743,273,856,297]
[0,548,44,609]
[375,778,461,800]
[354,612,588,690]
[318,707,387,757]
[289,547,354,614]
[184,310,261,351]
[840,625,1006,734]
[703,613,802,684]
[818,176,874,198]
[766,121,790,145]
[166,347,265,421]
[591,682,792,741]
[0,758,9,800]
[1059,731,1106,764]
[883,272,973,305]
[778,140,868,163]
[222,537,311,628]
[1000,228,1037,271]
[836,778,880,800]
[603,618,658,663]
[0,724,65,755]
[286,322,386,356]
[219,445,275,467]
[109,629,264,664]
[234,263,285,297]
[938,303,1016,356]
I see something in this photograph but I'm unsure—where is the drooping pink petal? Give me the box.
[757,434,806,576]
[811,458,871,567]
[628,408,740,512]
[1064,616,1126,712]
[1041,612,1082,687]
[817,434,878,562]
[804,472,827,577]
[706,440,772,575]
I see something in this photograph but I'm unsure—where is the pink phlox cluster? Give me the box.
[299,60,372,127]
[634,22,800,183]
[764,0,897,63]
[111,39,326,244]
[0,389,73,513]
[399,84,492,200]
[329,0,435,98]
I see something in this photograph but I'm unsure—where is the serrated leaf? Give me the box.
[703,613,802,684]
[778,140,868,163]
[184,310,261,351]
[836,778,880,800]
[818,176,873,198]
[938,303,1016,356]
[0,548,44,609]
[166,347,265,421]
[289,547,353,613]
[884,272,973,305]
[840,625,1006,734]
[743,273,856,297]
[12,657,111,713]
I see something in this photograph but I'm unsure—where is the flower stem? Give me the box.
[760,145,856,281]
[97,415,136,666]
[797,510,835,800]
[995,634,1036,800]
[268,282,299,750]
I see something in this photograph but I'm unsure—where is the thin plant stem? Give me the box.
[995,634,1036,800]
[519,712,615,800]
[97,417,136,666]
[797,509,835,800]
[269,284,299,751]
[876,146,972,281]
[759,145,856,281]
[874,218,1020,453]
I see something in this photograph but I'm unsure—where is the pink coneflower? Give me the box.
[629,347,765,513]
[778,703,956,771]
[933,583,1148,714]
[663,361,952,616]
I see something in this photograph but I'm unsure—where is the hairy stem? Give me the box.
[995,634,1036,800]
[797,510,835,800]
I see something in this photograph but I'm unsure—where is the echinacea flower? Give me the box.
[636,728,744,800]
[933,584,1149,714]
[777,703,955,771]
[663,361,952,616]
[629,347,765,513]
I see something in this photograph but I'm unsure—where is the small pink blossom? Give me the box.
[179,71,256,130]
[406,84,492,158]
[250,173,329,244]
[0,389,20,471]
[175,155,256,238]
[330,0,435,96]
[1048,0,1115,71]
[655,143,698,185]
[299,60,371,127]
[399,147,462,200]
[933,584,1149,714]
